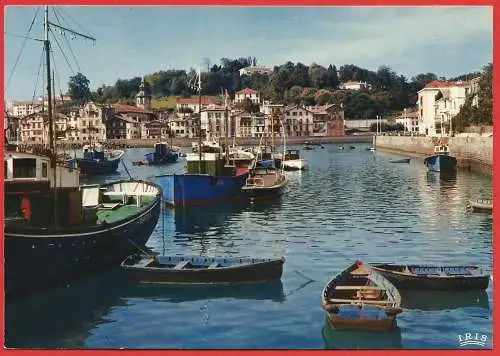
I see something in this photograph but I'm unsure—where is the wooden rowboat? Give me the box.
[368,264,490,291]
[121,254,285,284]
[467,199,492,213]
[321,261,402,331]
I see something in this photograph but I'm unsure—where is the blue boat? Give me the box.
[143,142,179,165]
[155,150,249,207]
[73,144,124,175]
[424,144,457,172]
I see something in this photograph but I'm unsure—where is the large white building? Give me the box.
[234,88,260,104]
[417,79,479,136]
[396,108,420,133]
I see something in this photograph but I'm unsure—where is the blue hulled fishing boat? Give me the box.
[424,144,457,172]
[155,78,248,207]
[73,143,124,175]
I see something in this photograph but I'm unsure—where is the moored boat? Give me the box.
[466,199,492,213]
[367,264,490,291]
[4,149,162,299]
[72,143,124,175]
[276,149,309,171]
[424,144,457,172]
[121,254,285,284]
[141,142,179,165]
[242,167,287,201]
[321,261,402,331]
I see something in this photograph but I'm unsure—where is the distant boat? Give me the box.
[338,146,345,150]
[424,144,457,172]
[143,142,179,165]
[321,261,402,331]
[121,254,285,284]
[349,146,356,150]
[467,199,492,213]
[303,143,315,150]
[389,158,410,164]
[365,147,375,151]
[277,149,309,171]
[72,143,124,175]
[367,264,490,291]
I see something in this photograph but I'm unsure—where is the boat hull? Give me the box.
[467,199,493,213]
[121,255,285,284]
[4,185,162,300]
[326,311,397,331]
[283,159,309,171]
[75,157,121,175]
[144,152,179,165]
[424,154,457,172]
[389,158,410,164]
[155,172,249,207]
[369,264,490,291]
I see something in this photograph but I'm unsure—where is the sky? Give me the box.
[3,5,493,101]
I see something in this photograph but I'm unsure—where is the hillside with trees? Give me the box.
[67,58,491,127]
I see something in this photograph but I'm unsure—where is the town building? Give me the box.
[238,66,273,76]
[234,88,260,104]
[176,97,216,114]
[396,108,420,133]
[339,81,371,91]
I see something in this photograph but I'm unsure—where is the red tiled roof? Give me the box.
[237,88,257,95]
[176,97,215,105]
[424,81,455,89]
[114,104,153,114]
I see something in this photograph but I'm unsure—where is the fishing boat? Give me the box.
[276,149,309,171]
[133,142,179,166]
[121,254,285,284]
[424,144,457,172]
[242,112,287,201]
[321,261,402,331]
[228,146,255,167]
[154,78,248,207]
[72,143,124,175]
[466,199,492,213]
[389,158,410,164]
[3,7,162,300]
[303,142,315,150]
[349,146,356,150]
[367,264,490,291]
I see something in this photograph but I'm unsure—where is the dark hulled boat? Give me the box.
[121,254,285,284]
[4,150,162,299]
[424,144,457,172]
[367,264,490,291]
[241,167,287,201]
[72,144,124,175]
[321,261,402,331]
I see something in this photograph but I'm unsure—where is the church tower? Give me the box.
[136,77,152,110]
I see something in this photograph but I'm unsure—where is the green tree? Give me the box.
[68,72,91,104]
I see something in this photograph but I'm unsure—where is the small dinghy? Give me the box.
[321,261,402,331]
[368,264,490,291]
[121,254,285,284]
[389,158,410,164]
[466,199,492,213]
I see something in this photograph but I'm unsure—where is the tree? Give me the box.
[68,72,91,104]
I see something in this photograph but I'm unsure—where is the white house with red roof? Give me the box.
[176,97,216,114]
[417,79,478,136]
[234,88,260,104]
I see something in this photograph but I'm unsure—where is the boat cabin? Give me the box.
[284,149,301,160]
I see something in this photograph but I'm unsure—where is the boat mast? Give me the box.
[44,6,58,227]
[197,68,202,173]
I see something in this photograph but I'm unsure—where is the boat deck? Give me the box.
[95,195,156,223]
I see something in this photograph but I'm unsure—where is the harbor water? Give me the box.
[4,143,492,349]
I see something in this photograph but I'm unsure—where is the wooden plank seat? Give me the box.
[137,257,156,267]
[174,260,191,270]
[335,286,383,290]
[328,298,394,306]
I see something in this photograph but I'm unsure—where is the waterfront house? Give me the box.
[141,119,170,140]
[18,112,68,143]
[307,104,345,136]
[396,108,420,133]
[200,104,227,141]
[106,114,140,140]
[417,79,478,136]
[283,106,314,137]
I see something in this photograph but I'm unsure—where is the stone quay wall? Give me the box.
[374,135,493,175]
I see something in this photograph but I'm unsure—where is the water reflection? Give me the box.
[322,318,403,349]
[401,290,490,311]
[4,268,285,349]
[426,171,458,186]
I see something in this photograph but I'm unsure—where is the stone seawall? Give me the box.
[374,136,492,175]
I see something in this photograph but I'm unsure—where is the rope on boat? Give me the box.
[294,269,316,283]
[121,159,133,180]
[127,238,156,257]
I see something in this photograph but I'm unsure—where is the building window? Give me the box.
[42,162,48,178]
